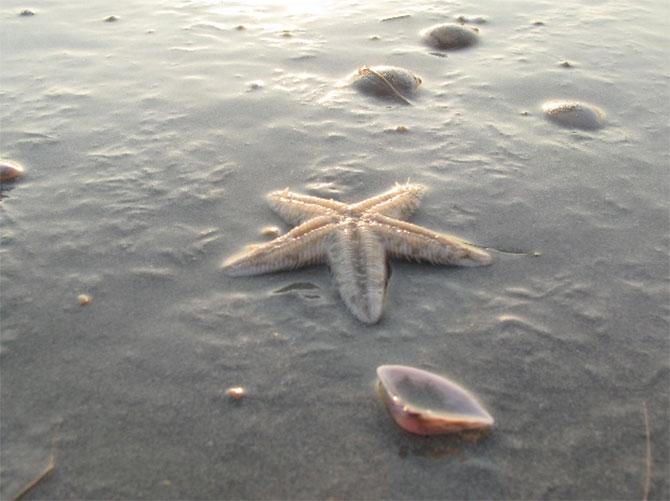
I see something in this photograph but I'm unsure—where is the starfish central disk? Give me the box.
[223,183,491,324]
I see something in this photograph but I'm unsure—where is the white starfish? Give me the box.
[223,183,491,324]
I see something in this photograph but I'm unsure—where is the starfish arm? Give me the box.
[371,214,492,266]
[326,223,388,324]
[349,182,425,219]
[267,189,347,225]
[223,216,336,276]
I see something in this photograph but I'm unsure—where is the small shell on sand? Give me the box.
[226,387,246,400]
[455,15,487,25]
[350,66,421,104]
[542,100,605,130]
[421,24,479,50]
[247,80,264,91]
[78,294,93,306]
[0,160,25,182]
[260,226,281,238]
[377,365,494,435]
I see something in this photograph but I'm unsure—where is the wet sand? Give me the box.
[1,0,668,499]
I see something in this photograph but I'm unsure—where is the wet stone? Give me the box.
[542,100,605,130]
[421,23,479,50]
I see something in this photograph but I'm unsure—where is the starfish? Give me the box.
[223,183,491,324]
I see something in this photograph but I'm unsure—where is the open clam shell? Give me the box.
[377,365,494,435]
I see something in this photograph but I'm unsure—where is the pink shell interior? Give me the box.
[377,365,494,435]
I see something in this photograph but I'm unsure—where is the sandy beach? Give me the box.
[1,0,668,498]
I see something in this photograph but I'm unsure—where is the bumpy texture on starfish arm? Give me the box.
[372,214,492,266]
[223,183,491,323]
[222,216,333,276]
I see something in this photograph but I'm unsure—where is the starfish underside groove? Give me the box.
[223,183,491,324]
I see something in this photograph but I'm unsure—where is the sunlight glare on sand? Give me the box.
[196,0,333,17]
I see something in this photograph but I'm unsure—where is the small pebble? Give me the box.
[78,294,93,306]
[19,9,35,16]
[532,20,545,26]
[104,15,119,22]
[226,387,246,400]
[0,160,25,183]
[520,111,530,116]
[558,60,574,68]
[247,80,264,91]
[280,30,292,38]
[395,125,409,133]
[234,25,246,31]
[369,35,381,41]
[455,15,487,25]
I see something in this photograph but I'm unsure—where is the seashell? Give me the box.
[377,365,493,435]
[0,160,25,183]
[421,24,479,50]
[226,387,246,400]
[542,100,605,130]
[260,226,281,238]
[78,294,93,306]
[350,65,421,104]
